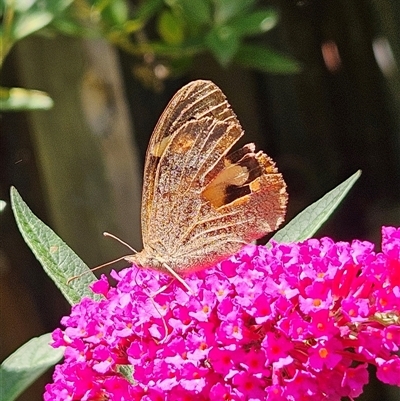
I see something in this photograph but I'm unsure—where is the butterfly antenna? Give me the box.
[67,233,138,285]
[103,232,138,253]
[66,256,127,284]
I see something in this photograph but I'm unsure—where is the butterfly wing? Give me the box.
[140,80,287,273]
[141,80,238,240]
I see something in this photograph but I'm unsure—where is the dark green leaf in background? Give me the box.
[213,0,255,25]
[7,0,74,41]
[174,0,212,26]
[205,25,240,66]
[230,9,278,37]
[234,44,302,74]
[157,9,185,45]
[10,10,53,40]
[100,0,129,27]
[50,15,100,37]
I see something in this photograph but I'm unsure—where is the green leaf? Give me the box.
[230,9,278,37]
[10,187,100,305]
[122,18,145,34]
[205,26,240,66]
[0,87,53,111]
[132,40,204,57]
[272,170,362,243]
[8,0,74,41]
[101,0,129,27]
[11,0,73,14]
[50,16,100,38]
[11,10,54,40]
[175,0,212,26]
[234,44,301,74]
[213,0,255,25]
[0,333,63,401]
[157,10,185,45]
[135,0,164,21]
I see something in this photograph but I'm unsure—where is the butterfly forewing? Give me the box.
[134,80,287,275]
[141,81,238,240]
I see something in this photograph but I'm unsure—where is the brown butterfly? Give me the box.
[123,80,287,289]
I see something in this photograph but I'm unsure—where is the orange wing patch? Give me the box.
[201,143,278,211]
[202,163,249,208]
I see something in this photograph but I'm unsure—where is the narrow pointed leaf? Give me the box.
[231,9,278,37]
[11,11,54,40]
[272,170,361,243]
[0,333,63,401]
[178,0,211,26]
[234,44,301,74]
[10,187,100,305]
[214,0,255,25]
[9,0,74,41]
[205,26,240,66]
[157,10,185,45]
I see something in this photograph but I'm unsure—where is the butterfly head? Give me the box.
[124,250,194,292]
[124,250,167,273]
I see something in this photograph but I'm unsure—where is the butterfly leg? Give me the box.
[150,278,175,297]
[146,295,170,343]
[161,262,193,293]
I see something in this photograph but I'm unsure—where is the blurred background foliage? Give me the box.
[0,0,299,108]
[1,0,400,400]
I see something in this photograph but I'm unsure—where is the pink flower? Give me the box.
[45,227,400,400]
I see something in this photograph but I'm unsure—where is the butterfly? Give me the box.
[124,80,287,289]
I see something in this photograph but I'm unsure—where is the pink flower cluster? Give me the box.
[45,227,400,401]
